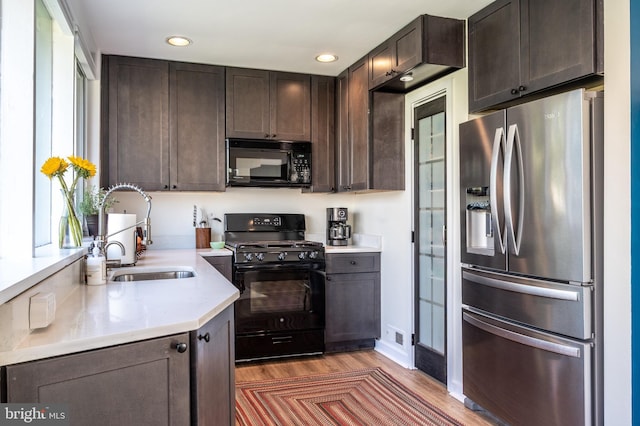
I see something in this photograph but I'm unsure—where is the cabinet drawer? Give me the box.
[326,253,380,274]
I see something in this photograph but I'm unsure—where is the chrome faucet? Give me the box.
[95,183,152,256]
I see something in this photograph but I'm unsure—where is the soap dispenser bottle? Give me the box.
[86,245,106,285]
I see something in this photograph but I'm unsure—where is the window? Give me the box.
[0,0,85,257]
[34,0,54,247]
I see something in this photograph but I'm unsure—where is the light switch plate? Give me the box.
[29,292,56,329]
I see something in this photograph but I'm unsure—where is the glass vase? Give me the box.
[59,190,83,248]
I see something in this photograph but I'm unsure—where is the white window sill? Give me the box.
[0,245,87,305]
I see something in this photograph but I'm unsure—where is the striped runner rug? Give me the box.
[235,367,464,425]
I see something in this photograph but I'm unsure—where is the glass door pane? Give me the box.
[414,96,447,383]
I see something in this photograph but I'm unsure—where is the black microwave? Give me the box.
[226,139,312,187]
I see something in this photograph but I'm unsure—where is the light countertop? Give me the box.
[325,245,381,254]
[1,249,238,366]
[307,233,382,253]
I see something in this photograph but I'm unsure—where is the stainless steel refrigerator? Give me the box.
[459,88,603,426]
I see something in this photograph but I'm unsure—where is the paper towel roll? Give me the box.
[107,213,137,265]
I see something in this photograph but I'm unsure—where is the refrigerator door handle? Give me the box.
[504,124,525,255]
[490,127,507,254]
[463,270,581,301]
[463,312,581,358]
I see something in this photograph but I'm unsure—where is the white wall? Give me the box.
[112,189,358,248]
[603,0,632,424]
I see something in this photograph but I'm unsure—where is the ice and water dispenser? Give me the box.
[465,187,494,255]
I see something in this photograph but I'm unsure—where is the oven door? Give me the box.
[234,265,325,334]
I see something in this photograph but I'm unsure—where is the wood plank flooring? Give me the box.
[235,350,496,426]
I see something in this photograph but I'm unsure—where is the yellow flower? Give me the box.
[40,155,97,248]
[68,155,96,179]
[40,157,69,178]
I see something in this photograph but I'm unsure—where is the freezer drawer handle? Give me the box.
[463,270,580,301]
[463,312,581,358]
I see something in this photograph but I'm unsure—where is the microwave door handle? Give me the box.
[490,127,507,254]
[504,124,525,255]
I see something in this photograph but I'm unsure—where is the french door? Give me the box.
[414,96,447,383]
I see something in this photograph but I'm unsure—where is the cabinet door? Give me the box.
[368,42,394,89]
[107,56,169,190]
[371,92,405,190]
[520,0,601,94]
[391,16,422,75]
[225,68,270,139]
[191,305,235,426]
[270,72,311,141]
[325,272,381,343]
[335,70,350,192]
[468,0,521,113]
[347,57,370,191]
[368,17,422,89]
[307,75,335,193]
[170,62,226,191]
[6,334,190,426]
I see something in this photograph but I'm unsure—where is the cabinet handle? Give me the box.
[198,332,211,342]
[518,85,526,92]
[265,133,270,138]
[350,260,357,265]
[172,185,177,189]
[511,88,518,95]
[271,134,277,138]
[164,185,169,189]
[175,342,188,353]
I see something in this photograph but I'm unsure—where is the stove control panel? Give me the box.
[253,216,281,227]
[234,249,324,264]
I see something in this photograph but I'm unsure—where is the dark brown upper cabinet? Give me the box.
[468,0,604,113]
[335,57,369,193]
[305,75,336,193]
[102,56,226,191]
[170,62,226,191]
[335,58,405,193]
[225,68,311,141]
[368,14,465,92]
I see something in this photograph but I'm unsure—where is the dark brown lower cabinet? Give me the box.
[5,334,191,426]
[3,305,236,426]
[325,253,381,352]
[190,304,235,426]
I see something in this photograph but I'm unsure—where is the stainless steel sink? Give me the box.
[112,270,195,282]
[110,266,196,282]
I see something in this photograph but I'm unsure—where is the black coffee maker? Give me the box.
[326,207,351,246]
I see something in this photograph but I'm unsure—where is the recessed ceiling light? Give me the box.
[315,54,338,63]
[166,36,192,47]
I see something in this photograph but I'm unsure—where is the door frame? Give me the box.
[405,77,463,397]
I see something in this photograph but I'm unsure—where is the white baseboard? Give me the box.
[374,339,413,369]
